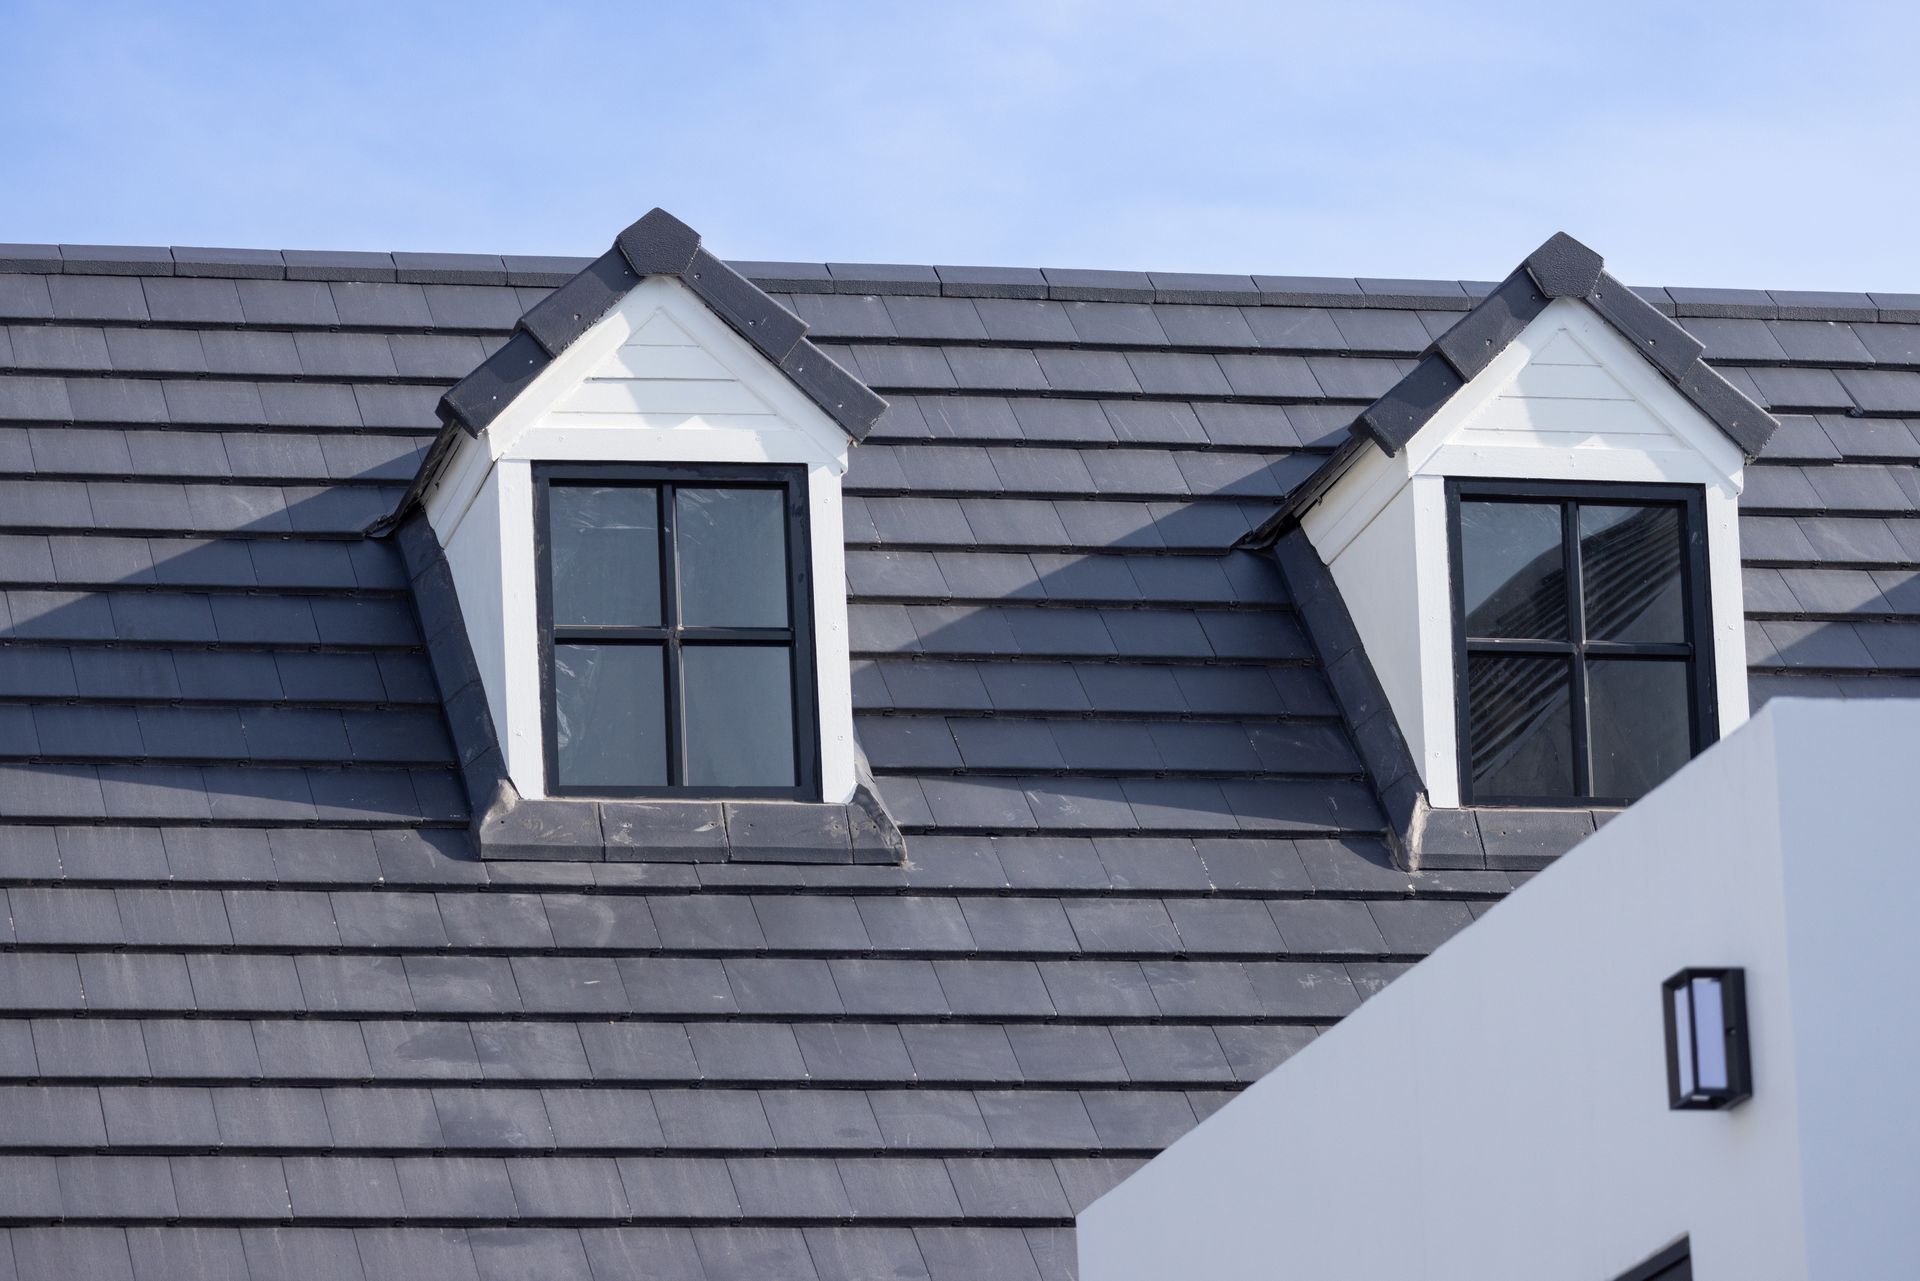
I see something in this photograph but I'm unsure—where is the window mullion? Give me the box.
[1565,500,1592,797]
[660,482,686,788]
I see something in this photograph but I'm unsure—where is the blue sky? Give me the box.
[5,0,1917,291]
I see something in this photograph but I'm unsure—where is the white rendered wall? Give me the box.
[427,277,860,803]
[1301,299,1749,808]
[1079,698,1920,1281]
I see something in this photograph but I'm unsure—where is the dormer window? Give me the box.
[1450,481,1713,805]
[538,463,818,799]
[1253,232,1777,866]
[383,209,903,863]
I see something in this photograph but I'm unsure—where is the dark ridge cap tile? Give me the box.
[392,252,510,285]
[1769,289,1877,322]
[281,249,398,283]
[1868,293,1920,323]
[170,246,286,279]
[1042,267,1156,303]
[1355,277,1470,309]
[1665,286,1778,319]
[828,263,941,296]
[0,244,63,272]
[1149,273,1260,305]
[502,254,594,287]
[1628,285,1676,314]
[60,244,176,276]
[735,261,835,292]
[935,264,1049,299]
[1249,275,1366,306]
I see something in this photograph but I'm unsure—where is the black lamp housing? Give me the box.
[1663,967,1751,1110]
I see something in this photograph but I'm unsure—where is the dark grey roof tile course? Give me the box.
[0,249,1906,1275]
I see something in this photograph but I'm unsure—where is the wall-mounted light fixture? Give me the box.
[1663,967,1751,1110]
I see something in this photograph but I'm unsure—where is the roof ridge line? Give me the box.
[5,243,1915,322]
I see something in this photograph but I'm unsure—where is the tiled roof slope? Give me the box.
[0,245,1909,1280]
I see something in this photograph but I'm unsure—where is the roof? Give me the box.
[0,235,1911,1279]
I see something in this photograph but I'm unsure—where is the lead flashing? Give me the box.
[1272,526,1611,872]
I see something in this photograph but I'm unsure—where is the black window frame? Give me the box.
[1446,478,1717,808]
[534,461,820,802]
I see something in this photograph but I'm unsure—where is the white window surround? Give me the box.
[421,275,859,805]
[1299,298,1749,810]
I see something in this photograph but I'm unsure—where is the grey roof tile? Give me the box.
[695,1227,822,1281]
[75,953,192,1012]
[127,1227,250,1281]
[900,1024,1021,1085]
[868,1089,992,1149]
[471,1228,594,1281]
[976,1089,1101,1150]
[616,1156,742,1218]
[792,1022,916,1083]
[49,276,149,322]
[916,1226,1042,1281]
[945,1156,1072,1217]
[514,956,625,1014]
[687,1022,809,1082]
[430,1086,556,1149]
[758,1089,883,1150]
[1110,1024,1232,1083]
[806,1226,933,1281]
[12,1226,133,1281]
[1005,1026,1127,1084]
[58,1152,179,1221]
[727,1155,853,1217]
[353,1228,481,1281]
[396,1154,518,1218]
[284,1155,402,1218]
[361,1021,481,1081]
[212,1087,330,1148]
[506,1156,629,1219]
[1080,1089,1201,1146]
[579,1227,705,1281]
[540,1088,664,1149]
[169,1155,291,1218]
[323,1086,446,1148]
[243,1227,369,1281]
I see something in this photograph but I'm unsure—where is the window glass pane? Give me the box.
[1466,654,1575,799]
[1589,658,1692,800]
[682,645,796,787]
[1460,501,1567,639]
[1580,504,1685,643]
[550,485,661,627]
[675,487,789,628]
[553,644,666,788]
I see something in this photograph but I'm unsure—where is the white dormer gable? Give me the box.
[1300,297,1749,810]
[423,274,861,805]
